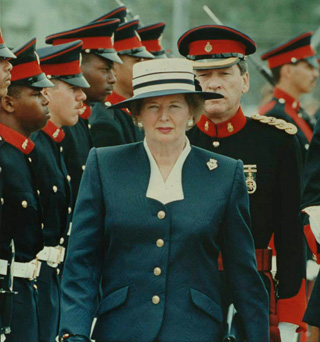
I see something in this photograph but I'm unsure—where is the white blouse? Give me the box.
[143,137,191,205]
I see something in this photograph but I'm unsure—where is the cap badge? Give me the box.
[204,121,209,131]
[34,51,40,65]
[135,31,141,41]
[227,122,234,132]
[205,42,213,53]
[207,158,218,171]
[79,53,82,67]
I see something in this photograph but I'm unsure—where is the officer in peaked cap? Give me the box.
[137,22,167,59]
[259,32,319,162]
[30,40,88,342]
[91,6,127,24]
[178,25,306,341]
[0,29,15,99]
[46,19,121,207]
[0,38,53,342]
[87,19,152,149]
[112,19,154,102]
[97,20,154,146]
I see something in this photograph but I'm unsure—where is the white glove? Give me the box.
[1,334,6,342]
[307,259,320,281]
[278,322,298,342]
[303,206,320,244]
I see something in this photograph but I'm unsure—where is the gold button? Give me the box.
[52,185,58,193]
[56,268,60,275]
[41,223,45,229]
[88,124,91,129]
[68,207,72,214]
[152,295,160,304]
[0,136,2,141]
[212,141,220,148]
[60,146,63,152]
[153,267,162,276]
[278,98,285,104]
[21,200,28,208]
[0,198,4,205]
[37,190,40,196]
[67,175,71,182]
[82,165,86,171]
[156,239,164,247]
[33,284,38,290]
[157,210,165,219]
[60,237,64,244]
[28,157,32,163]
[0,166,2,172]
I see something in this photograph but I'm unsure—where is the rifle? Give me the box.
[202,5,317,129]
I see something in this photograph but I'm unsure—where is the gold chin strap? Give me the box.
[192,56,239,69]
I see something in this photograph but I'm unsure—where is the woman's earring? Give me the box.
[187,118,194,127]
[137,121,144,128]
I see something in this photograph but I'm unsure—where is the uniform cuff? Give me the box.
[277,279,307,332]
[304,224,320,264]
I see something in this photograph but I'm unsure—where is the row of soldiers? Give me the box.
[0,5,320,342]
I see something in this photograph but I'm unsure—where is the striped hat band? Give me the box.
[132,58,196,96]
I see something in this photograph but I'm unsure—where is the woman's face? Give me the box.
[137,94,192,145]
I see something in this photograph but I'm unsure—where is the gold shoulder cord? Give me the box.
[251,114,298,135]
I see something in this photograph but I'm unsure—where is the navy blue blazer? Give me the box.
[59,142,269,342]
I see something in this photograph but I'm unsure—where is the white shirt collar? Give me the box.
[144,137,191,204]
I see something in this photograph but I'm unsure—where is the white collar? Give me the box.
[144,137,191,204]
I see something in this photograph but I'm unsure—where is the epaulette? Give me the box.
[251,113,298,135]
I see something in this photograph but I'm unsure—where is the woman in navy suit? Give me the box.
[59,58,269,342]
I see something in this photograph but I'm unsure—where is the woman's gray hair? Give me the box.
[128,93,205,130]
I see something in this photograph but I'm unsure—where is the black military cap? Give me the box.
[114,20,154,59]
[137,22,167,59]
[261,32,318,69]
[10,38,53,88]
[0,28,16,59]
[178,25,256,69]
[91,6,127,24]
[37,40,90,88]
[46,19,122,64]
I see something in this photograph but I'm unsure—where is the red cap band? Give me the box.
[0,32,4,44]
[188,39,246,56]
[266,45,316,69]
[41,60,81,77]
[114,36,143,52]
[11,60,43,81]
[52,36,113,50]
[142,39,162,52]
